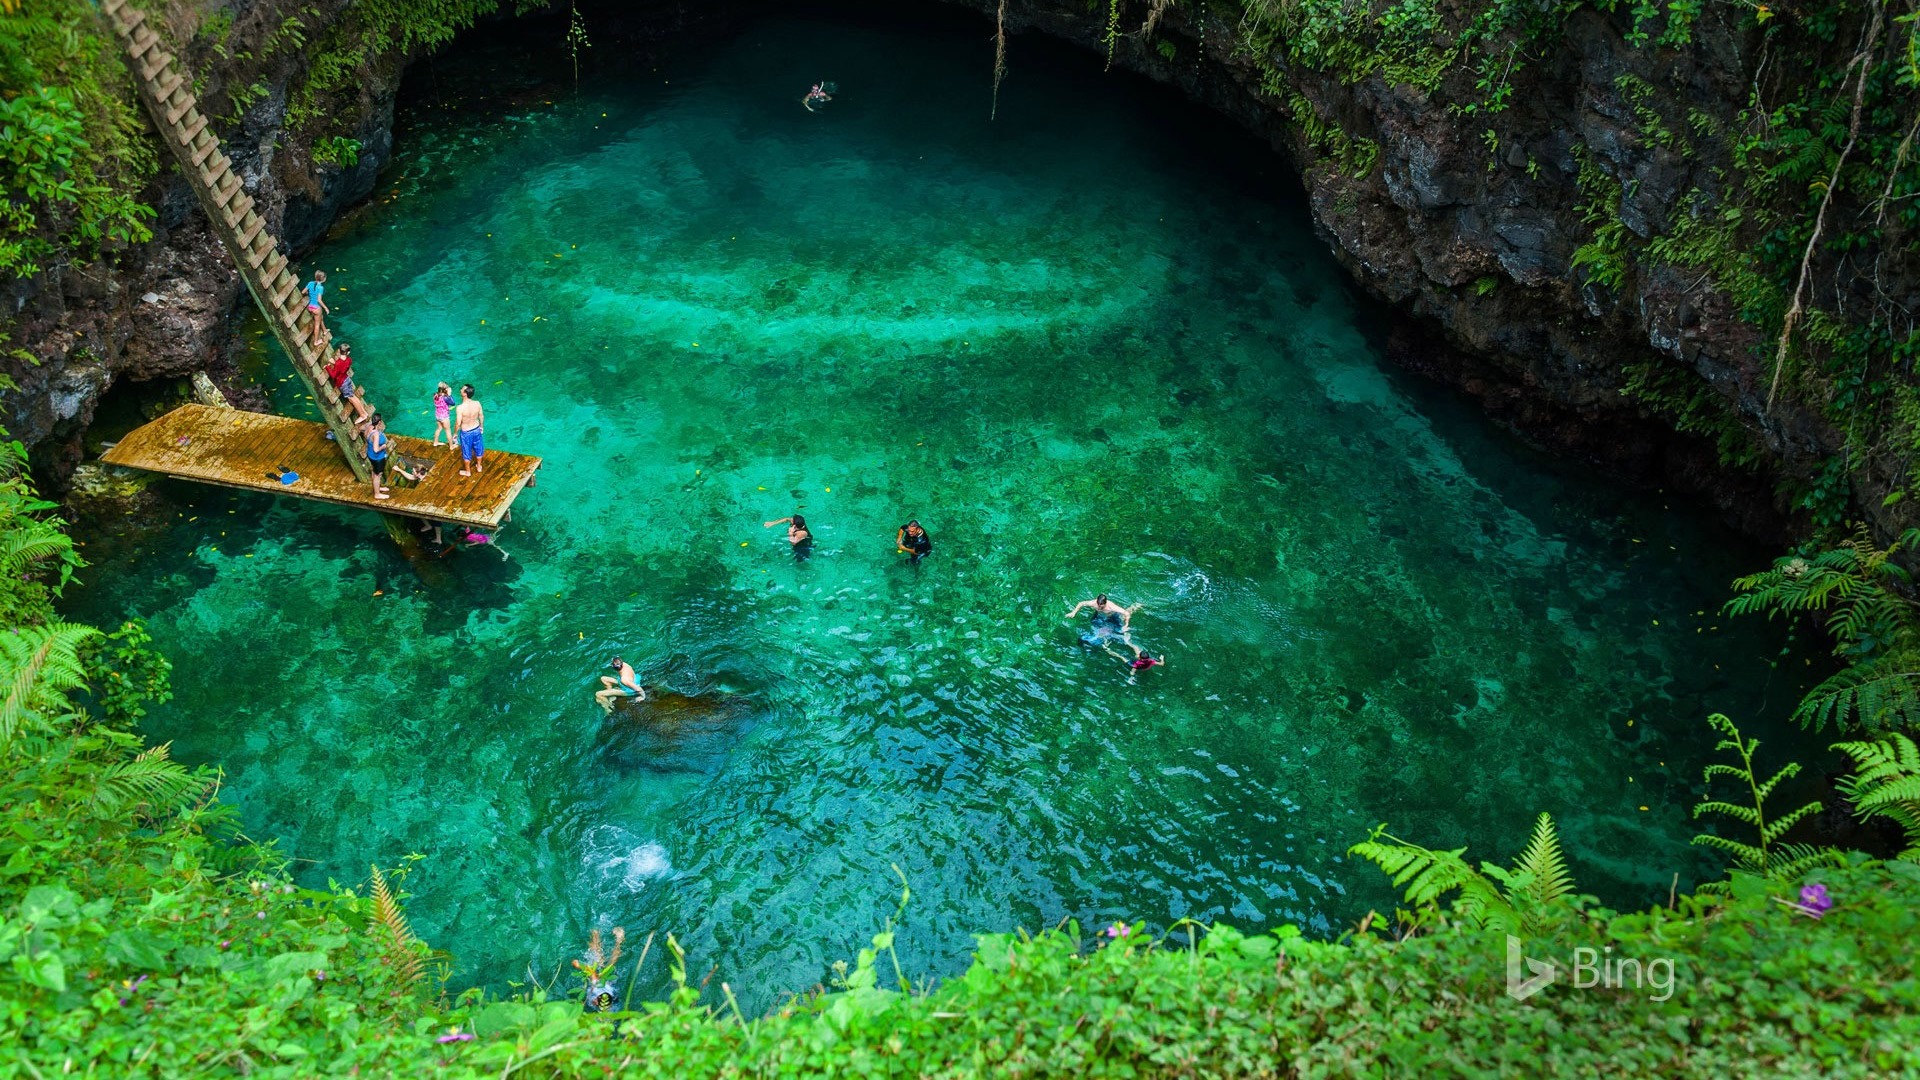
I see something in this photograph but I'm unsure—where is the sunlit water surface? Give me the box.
[68,8,1811,1005]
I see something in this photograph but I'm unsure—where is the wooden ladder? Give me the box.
[100,0,372,482]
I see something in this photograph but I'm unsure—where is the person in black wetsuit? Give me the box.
[896,519,932,564]
[1066,593,1143,654]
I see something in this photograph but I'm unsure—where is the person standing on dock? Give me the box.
[303,270,330,346]
[366,414,392,500]
[456,385,485,477]
[431,382,454,447]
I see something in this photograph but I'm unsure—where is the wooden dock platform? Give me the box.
[101,405,539,530]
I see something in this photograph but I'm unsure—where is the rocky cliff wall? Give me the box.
[958,0,1914,543]
[1,0,409,483]
[8,0,1909,548]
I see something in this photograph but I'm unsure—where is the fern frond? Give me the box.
[1350,833,1515,930]
[83,755,204,817]
[1761,800,1825,844]
[0,622,100,746]
[1752,762,1804,803]
[1768,843,1848,880]
[1693,800,1762,825]
[1794,657,1920,733]
[1508,812,1575,912]
[1835,733,1920,856]
[369,865,426,991]
[1691,833,1766,865]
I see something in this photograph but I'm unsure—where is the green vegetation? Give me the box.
[1728,526,1920,732]
[0,0,155,279]
[4,407,1917,1071]
[4,1,1920,1072]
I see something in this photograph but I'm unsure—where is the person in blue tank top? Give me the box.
[303,270,330,346]
[366,413,391,500]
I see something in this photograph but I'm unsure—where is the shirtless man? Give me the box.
[595,656,645,713]
[455,384,485,476]
[1066,593,1143,655]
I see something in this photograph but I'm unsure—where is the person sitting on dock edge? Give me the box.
[596,656,645,712]
[456,385,485,477]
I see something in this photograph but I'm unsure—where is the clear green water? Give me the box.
[69,8,1811,1006]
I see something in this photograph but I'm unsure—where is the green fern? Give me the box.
[1350,812,1575,934]
[1692,714,1842,891]
[1728,527,1920,733]
[1834,732,1920,858]
[83,742,206,817]
[0,620,99,746]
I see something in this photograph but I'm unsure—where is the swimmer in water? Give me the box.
[1066,593,1142,652]
[896,519,932,564]
[763,514,813,560]
[803,82,833,112]
[595,656,645,713]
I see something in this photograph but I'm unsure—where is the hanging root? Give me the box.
[1769,4,1883,407]
[991,0,1008,120]
[1141,0,1171,37]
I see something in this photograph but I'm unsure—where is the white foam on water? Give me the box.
[582,825,672,894]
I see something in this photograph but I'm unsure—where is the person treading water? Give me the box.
[595,656,646,713]
[803,81,835,112]
[1066,593,1143,655]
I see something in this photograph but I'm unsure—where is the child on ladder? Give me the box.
[304,270,330,346]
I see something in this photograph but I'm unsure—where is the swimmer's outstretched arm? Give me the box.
[1065,600,1093,618]
[764,517,794,528]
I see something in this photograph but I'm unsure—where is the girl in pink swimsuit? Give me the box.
[431,382,453,447]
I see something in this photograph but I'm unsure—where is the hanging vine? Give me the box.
[565,1,591,91]
[991,0,1008,119]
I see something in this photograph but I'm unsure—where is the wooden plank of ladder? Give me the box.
[190,137,220,169]
[235,214,266,250]
[177,114,207,147]
[138,52,171,83]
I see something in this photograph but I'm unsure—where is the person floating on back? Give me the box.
[1067,593,1142,653]
[304,270,330,346]
[455,384,485,477]
[896,519,931,564]
[803,82,833,112]
[764,514,813,560]
[596,656,645,712]
[431,382,454,447]
[365,414,392,500]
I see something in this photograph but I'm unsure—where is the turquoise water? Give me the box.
[69,9,1811,1006]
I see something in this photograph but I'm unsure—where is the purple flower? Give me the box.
[1797,883,1832,918]
[437,1030,475,1044]
[1105,921,1131,939]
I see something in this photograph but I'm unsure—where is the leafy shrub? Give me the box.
[0,0,156,278]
